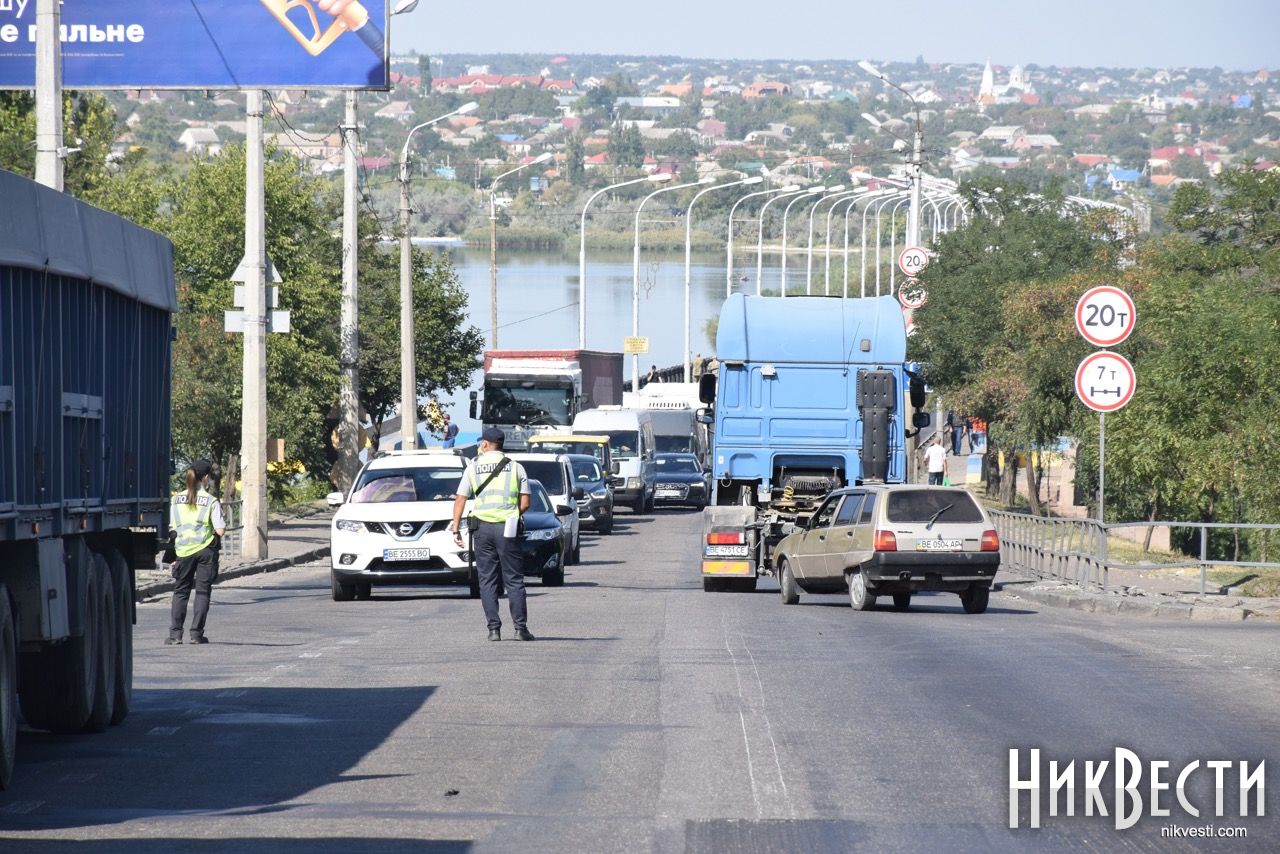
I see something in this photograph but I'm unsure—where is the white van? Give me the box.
[572,407,657,514]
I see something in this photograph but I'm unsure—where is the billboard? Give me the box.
[0,0,389,90]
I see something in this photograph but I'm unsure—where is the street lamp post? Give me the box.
[826,190,865,296]
[804,186,845,295]
[398,101,477,450]
[489,151,554,348]
[755,187,806,296]
[579,173,672,348]
[780,187,825,296]
[728,184,798,297]
[632,177,711,390]
[859,60,925,250]
[683,175,762,380]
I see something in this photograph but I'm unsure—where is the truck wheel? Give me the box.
[847,571,876,612]
[20,546,98,733]
[702,577,724,592]
[778,559,800,605]
[732,577,758,593]
[82,553,117,734]
[105,549,133,725]
[960,584,990,615]
[892,593,912,611]
[331,573,355,602]
[0,585,17,790]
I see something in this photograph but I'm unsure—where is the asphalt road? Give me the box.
[3,509,1278,852]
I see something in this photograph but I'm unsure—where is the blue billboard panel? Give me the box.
[0,0,388,90]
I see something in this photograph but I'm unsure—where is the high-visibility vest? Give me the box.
[468,452,520,523]
[171,490,217,558]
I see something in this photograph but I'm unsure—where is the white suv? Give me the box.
[327,450,473,601]
[508,452,581,565]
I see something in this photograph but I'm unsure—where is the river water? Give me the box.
[417,245,876,439]
[430,246,778,438]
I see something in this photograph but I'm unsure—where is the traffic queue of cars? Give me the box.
[326,441,706,601]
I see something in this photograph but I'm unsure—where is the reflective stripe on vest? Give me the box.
[171,491,216,558]
[469,453,519,523]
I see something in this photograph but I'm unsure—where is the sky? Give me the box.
[390,0,1279,72]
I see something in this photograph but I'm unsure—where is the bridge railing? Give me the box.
[990,511,1280,594]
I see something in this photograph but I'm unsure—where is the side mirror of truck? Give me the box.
[695,407,714,425]
[698,373,717,404]
[326,491,344,508]
[610,461,621,475]
[912,412,931,429]
[907,372,928,409]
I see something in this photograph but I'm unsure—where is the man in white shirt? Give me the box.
[922,435,948,486]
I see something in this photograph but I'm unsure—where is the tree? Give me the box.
[608,123,645,169]
[418,54,433,93]
[564,134,585,185]
[356,228,484,452]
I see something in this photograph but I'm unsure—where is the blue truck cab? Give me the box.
[697,295,925,591]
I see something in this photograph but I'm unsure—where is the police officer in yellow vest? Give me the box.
[450,427,533,641]
[167,459,225,645]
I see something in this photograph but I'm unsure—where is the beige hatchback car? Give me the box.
[771,484,1000,613]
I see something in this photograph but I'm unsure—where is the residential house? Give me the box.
[374,101,414,123]
[177,126,222,155]
[742,81,791,99]
[1011,133,1061,153]
[613,96,681,119]
[978,125,1025,146]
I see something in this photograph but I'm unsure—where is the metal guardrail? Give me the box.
[991,511,1280,594]
[221,499,243,557]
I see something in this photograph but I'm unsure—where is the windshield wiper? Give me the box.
[925,503,954,530]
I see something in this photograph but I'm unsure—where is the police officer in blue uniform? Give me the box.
[450,427,534,641]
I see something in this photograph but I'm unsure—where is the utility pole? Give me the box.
[34,0,62,190]
[489,190,499,347]
[337,92,362,488]
[398,152,417,450]
[240,90,269,560]
[908,125,923,250]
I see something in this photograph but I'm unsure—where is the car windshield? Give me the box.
[657,457,700,473]
[886,490,984,523]
[602,430,640,459]
[482,385,571,426]
[571,459,603,483]
[349,466,460,503]
[656,435,693,453]
[520,460,566,495]
[527,481,554,514]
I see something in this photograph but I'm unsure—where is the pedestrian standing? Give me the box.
[441,412,459,448]
[450,427,534,641]
[922,436,948,486]
[644,365,662,386]
[167,459,225,645]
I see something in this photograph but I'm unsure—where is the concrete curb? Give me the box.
[1006,583,1277,623]
[136,546,330,601]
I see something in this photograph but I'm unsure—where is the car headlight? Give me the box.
[335,519,362,533]
[626,477,640,489]
[689,482,705,491]
[525,528,559,541]
[591,487,608,498]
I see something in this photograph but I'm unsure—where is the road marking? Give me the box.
[216,689,248,698]
[722,611,795,819]
[0,801,44,815]
[298,651,324,658]
[58,772,95,784]
[147,726,179,736]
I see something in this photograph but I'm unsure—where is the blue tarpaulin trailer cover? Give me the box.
[0,169,177,312]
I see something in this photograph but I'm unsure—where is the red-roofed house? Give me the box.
[1073,154,1112,168]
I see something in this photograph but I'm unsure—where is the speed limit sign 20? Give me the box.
[1075,286,1136,347]
[898,246,929,278]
